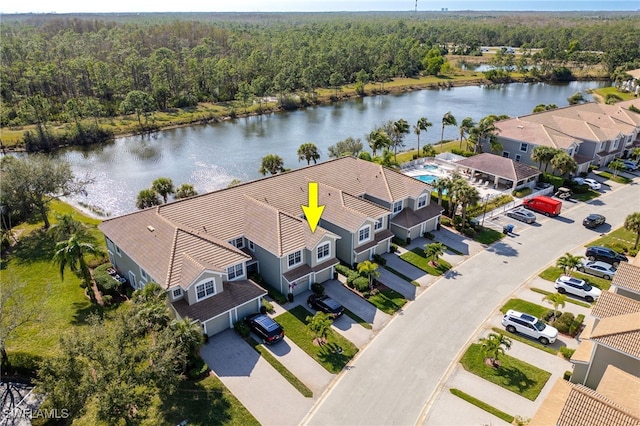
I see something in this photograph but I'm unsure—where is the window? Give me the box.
[196,280,215,300]
[417,195,427,208]
[374,218,384,230]
[612,139,619,150]
[358,225,371,243]
[317,243,330,261]
[393,201,403,213]
[140,268,147,280]
[515,154,521,162]
[230,237,244,249]
[172,288,182,298]
[248,240,255,251]
[227,263,244,280]
[115,245,121,256]
[519,143,528,152]
[288,250,302,267]
[502,151,510,158]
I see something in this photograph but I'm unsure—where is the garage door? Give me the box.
[204,312,231,336]
[314,268,332,283]
[236,299,260,322]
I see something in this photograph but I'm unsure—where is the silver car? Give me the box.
[576,260,616,280]
[506,208,536,224]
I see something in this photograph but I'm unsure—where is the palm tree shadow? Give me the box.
[498,365,536,393]
[11,230,56,264]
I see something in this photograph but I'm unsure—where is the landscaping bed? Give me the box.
[449,388,514,423]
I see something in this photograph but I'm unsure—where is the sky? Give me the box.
[1,0,638,14]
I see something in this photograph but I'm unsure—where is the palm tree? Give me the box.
[468,116,498,154]
[152,177,175,203]
[433,177,451,206]
[631,147,640,161]
[542,293,566,324]
[556,252,584,276]
[357,260,380,290]
[456,184,480,226]
[424,242,445,267]
[306,311,333,345]
[259,154,285,175]
[608,159,625,178]
[414,117,433,158]
[384,119,410,161]
[367,129,391,157]
[478,332,512,368]
[171,317,205,373]
[458,117,475,150]
[136,188,161,210]
[297,142,321,165]
[531,146,557,172]
[174,183,198,199]
[52,233,100,298]
[440,111,457,153]
[48,213,85,242]
[550,152,577,176]
[624,212,640,250]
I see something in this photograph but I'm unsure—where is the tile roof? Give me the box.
[390,204,444,230]
[590,312,640,359]
[591,291,640,320]
[172,279,266,322]
[612,262,640,294]
[570,339,595,364]
[596,365,640,418]
[99,157,434,290]
[456,153,541,181]
[557,383,640,426]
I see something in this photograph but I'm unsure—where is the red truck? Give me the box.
[522,195,562,217]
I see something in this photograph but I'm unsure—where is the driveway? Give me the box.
[305,179,638,426]
[202,330,315,426]
[322,279,391,332]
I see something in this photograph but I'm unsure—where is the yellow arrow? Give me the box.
[301,182,325,233]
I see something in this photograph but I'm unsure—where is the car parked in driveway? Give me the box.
[307,294,344,318]
[582,213,606,229]
[554,275,602,302]
[622,159,638,171]
[576,260,617,280]
[585,246,628,267]
[573,177,601,190]
[244,313,285,344]
[506,208,536,224]
[502,309,558,345]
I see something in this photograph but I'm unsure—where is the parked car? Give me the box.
[573,177,601,190]
[622,159,638,171]
[307,294,344,318]
[501,309,558,345]
[522,195,562,217]
[577,260,617,280]
[554,275,602,302]
[585,246,628,267]
[244,313,285,344]
[582,213,606,229]
[506,208,536,224]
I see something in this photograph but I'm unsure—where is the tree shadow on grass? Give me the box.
[497,365,536,394]
[162,376,235,426]
[317,342,350,373]
[71,301,121,325]
[10,230,56,265]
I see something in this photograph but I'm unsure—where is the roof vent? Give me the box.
[517,125,524,129]
[147,225,155,232]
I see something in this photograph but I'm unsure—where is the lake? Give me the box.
[56,80,609,217]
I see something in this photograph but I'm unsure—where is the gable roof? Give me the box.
[456,153,541,181]
[591,291,640,319]
[590,312,640,359]
[612,262,640,295]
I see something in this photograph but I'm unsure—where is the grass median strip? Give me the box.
[383,265,421,287]
[247,337,313,398]
[500,298,549,318]
[460,344,552,401]
[449,388,515,424]
[276,306,358,374]
[491,327,557,355]
[529,288,592,308]
[399,248,451,276]
[369,286,407,314]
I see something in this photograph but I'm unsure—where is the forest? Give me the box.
[1,11,639,149]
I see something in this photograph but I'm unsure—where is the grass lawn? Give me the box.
[162,374,260,426]
[449,388,514,423]
[530,288,592,308]
[395,140,466,164]
[460,344,552,401]
[592,86,637,102]
[491,327,557,355]
[571,190,601,202]
[368,286,407,314]
[400,248,451,276]
[500,299,550,319]
[275,306,358,374]
[539,266,611,291]
[474,228,505,245]
[595,170,632,184]
[587,226,639,257]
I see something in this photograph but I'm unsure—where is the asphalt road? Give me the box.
[304,181,640,426]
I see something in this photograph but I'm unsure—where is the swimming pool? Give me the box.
[416,174,438,184]
[422,164,439,171]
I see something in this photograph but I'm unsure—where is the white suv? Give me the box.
[554,275,602,302]
[501,309,558,345]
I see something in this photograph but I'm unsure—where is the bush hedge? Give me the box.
[569,314,585,336]
[560,347,576,360]
[372,253,386,266]
[93,263,122,296]
[353,276,370,293]
[554,312,575,334]
[234,320,250,338]
[512,187,532,198]
[311,282,325,295]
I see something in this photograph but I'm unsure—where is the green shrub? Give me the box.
[93,263,121,296]
[554,312,575,334]
[335,264,353,277]
[311,282,325,295]
[542,173,564,190]
[543,310,561,322]
[372,253,387,266]
[563,370,572,381]
[186,356,209,379]
[392,236,407,247]
[569,314,585,336]
[234,320,250,338]
[353,276,370,293]
[512,187,532,198]
[390,244,399,253]
[450,147,475,157]
[560,347,576,360]
[262,299,275,313]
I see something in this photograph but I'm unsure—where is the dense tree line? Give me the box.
[2,12,639,130]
